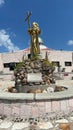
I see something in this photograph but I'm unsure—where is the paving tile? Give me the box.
[0,121,12,130]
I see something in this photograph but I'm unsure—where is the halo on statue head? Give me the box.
[32,22,39,27]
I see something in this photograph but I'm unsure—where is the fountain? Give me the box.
[5,13,69,96]
[12,16,56,93]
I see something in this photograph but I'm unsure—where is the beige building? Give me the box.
[0,38,73,79]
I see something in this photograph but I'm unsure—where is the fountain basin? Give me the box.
[0,80,73,118]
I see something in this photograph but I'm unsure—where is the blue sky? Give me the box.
[0,0,73,52]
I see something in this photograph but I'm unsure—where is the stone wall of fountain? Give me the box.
[14,59,55,93]
[0,92,73,118]
[0,77,73,119]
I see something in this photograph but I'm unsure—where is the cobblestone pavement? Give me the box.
[0,111,73,130]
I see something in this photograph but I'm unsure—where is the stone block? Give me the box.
[20,105,32,118]
[66,99,69,110]
[20,105,27,118]
[4,105,12,116]
[11,122,30,130]
[0,103,4,114]
[60,100,67,111]
[35,93,51,100]
[51,101,60,112]
[38,121,53,129]
[31,106,39,117]
[36,101,45,107]
[45,101,51,113]
[38,106,45,115]
[27,73,42,82]
[12,106,20,116]
[0,121,12,130]
[69,99,73,107]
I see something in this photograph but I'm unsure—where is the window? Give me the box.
[9,63,15,70]
[65,62,72,66]
[4,63,10,68]
[4,62,16,70]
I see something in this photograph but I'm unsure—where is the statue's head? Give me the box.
[32,22,39,28]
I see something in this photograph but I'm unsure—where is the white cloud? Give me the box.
[0,29,20,52]
[0,0,5,6]
[67,40,73,45]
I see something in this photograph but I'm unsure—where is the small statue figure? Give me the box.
[28,22,41,57]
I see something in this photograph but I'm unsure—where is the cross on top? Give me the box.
[25,11,32,28]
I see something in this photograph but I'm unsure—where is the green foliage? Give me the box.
[14,55,26,70]
[50,62,56,67]
[43,59,50,66]
[14,62,24,70]
[31,53,41,60]
[45,60,50,65]
[50,62,55,71]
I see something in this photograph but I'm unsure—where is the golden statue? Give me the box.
[25,12,41,57]
[28,22,41,56]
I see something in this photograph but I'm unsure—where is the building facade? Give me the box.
[0,44,73,75]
